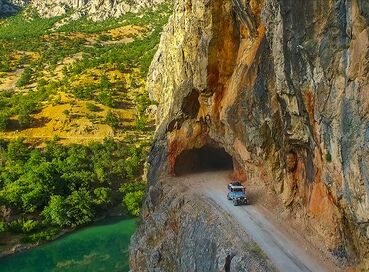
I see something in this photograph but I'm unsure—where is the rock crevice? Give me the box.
[132,0,369,270]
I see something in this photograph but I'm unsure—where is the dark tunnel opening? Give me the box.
[174,145,234,176]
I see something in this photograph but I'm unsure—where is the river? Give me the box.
[0,217,136,272]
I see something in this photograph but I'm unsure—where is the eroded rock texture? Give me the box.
[130,178,274,272]
[0,0,166,20]
[30,0,166,20]
[131,0,369,270]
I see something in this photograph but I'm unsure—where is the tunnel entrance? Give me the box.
[174,145,234,176]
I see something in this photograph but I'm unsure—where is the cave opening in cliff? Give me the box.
[174,145,234,176]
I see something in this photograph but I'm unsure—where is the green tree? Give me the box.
[99,74,112,89]
[18,100,37,128]
[98,91,115,107]
[65,189,94,227]
[120,182,146,216]
[86,102,100,112]
[135,115,147,131]
[22,219,39,233]
[0,221,6,233]
[125,153,141,180]
[93,187,111,207]
[0,112,10,132]
[18,111,32,128]
[16,67,33,87]
[105,110,119,128]
[7,139,29,162]
[123,191,145,216]
[42,195,66,227]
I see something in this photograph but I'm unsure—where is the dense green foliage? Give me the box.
[0,14,60,39]
[120,182,146,216]
[0,4,170,128]
[0,138,148,239]
[0,84,57,130]
[0,2,171,246]
[16,67,33,87]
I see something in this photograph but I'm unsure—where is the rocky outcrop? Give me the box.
[28,0,166,21]
[130,177,274,272]
[131,0,369,270]
[0,0,166,21]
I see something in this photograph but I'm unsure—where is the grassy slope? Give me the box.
[0,4,171,253]
[0,5,170,145]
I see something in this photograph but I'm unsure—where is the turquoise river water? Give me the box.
[0,217,136,272]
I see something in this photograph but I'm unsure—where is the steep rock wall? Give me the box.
[131,0,369,270]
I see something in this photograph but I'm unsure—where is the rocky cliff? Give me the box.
[130,0,369,270]
[0,0,165,20]
[130,177,275,271]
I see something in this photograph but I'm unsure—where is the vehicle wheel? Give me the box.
[233,200,238,206]
[227,194,231,200]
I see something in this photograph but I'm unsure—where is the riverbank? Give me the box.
[0,206,126,259]
[0,216,136,272]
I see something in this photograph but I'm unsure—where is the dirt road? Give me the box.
[177,171,340,272]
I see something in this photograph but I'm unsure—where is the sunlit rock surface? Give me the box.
[130,0,369,270]
[1,0,166,20]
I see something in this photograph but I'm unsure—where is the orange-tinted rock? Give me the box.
[138,0,369,269]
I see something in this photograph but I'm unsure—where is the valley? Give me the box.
[0,1,171,257]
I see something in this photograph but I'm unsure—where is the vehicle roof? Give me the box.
[229,185,245,189]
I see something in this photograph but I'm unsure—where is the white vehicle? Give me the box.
[227,182,248,206]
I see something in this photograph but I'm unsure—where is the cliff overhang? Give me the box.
[132,0,369,270]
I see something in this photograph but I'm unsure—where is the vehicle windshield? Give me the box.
[232,188,244,193]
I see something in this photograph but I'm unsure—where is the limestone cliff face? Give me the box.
[1,0,165,20]
[29,0,166,20]
[131,0,369,270]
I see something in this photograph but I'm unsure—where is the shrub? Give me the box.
[22,219,39,233]
[86,102,100,112]
[0,59,12,72]
[135,116,147,131]
[72,87,94,100]
[97,34,111,42]
[17,101,37,128]
[37,79,48,88]
[326,152,332,162]
[16,67,33,88]
[23,228,59,243]
[7,219,24,233]
[0,112,10,131]
[42,195,66,227]
[120,182,146,216]
[63,109,70,116]
[17,54,30,67]
[0,221,6,233]
[122,191,145,216]
[105,110,119,128]
[93,187,111,207]
[18,111,32,128]
[98,91,115,107]
[99,74,112,89]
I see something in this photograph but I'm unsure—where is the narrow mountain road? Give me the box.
[176,171,341,272]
